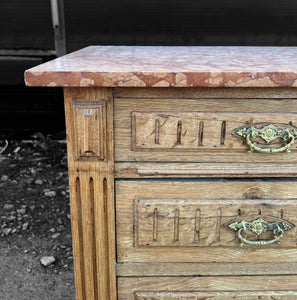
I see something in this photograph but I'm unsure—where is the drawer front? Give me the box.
[118,276,297,299]
[116,180,297,264]
[114,98,297,163]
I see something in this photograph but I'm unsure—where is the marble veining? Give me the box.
[25,46,297,87]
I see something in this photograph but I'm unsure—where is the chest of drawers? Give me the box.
[25,46,297,299]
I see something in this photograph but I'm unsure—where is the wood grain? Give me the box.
[115,162,297,178]
[134,291,297,300]
[64,87,116,300]
[114,97,297,163]
[135,198,296,247]
[132,111,297,151]
[113,87,297,99]
[72,99,106,160]
[63,86,297,298]
[116,262,297,276]
[116,180,297,263]
[118,276,297,299]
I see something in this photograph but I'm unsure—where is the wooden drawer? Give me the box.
[116,180,297,267]
[114,97,297,163]
[118,276,297,299]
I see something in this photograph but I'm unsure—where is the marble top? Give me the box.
[25,46,297,87]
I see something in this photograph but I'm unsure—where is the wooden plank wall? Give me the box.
[0,1,54,50]
[1,0,297,134]
[64,0,297,52]
[1,0,297,53]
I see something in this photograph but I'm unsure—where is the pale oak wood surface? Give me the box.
[113,87,297,99]
[64,87,297,299]
[118,276,297,299]
[115,97,297,163]
[115,162,297,178]
[134,291,297,300]
[64,87,116,300]
[116,180,297,263]
[116,262,297,276]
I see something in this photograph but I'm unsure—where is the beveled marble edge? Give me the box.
[24,46,297,87]
[25,70,297,87]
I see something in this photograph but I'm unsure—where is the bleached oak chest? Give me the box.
[26,46,297,299]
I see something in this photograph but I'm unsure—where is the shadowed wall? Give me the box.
[0,0,297,135]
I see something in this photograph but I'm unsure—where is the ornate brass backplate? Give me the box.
[228,217,295,247]
[232,123,297,153]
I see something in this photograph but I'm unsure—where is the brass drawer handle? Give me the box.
[228,218,293,247]
[237,227,284,246]
[236,124,297,153]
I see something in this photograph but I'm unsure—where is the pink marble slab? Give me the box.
[25,46,297,88]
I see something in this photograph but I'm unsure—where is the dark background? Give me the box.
[1,0,297,138]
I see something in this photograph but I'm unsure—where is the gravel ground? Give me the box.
[0,133,75,300]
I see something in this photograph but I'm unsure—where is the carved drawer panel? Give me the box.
[135,198,295,248]
[114,98,297,163]
[118,276,297,299]
[132,111,297,152]
[116,180,297,264]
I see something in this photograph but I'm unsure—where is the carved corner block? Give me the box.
[72,100,106,160]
